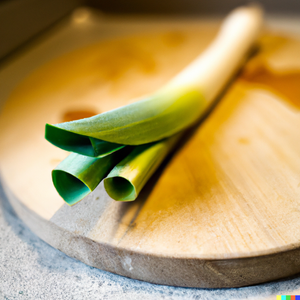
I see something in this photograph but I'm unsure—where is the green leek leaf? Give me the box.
[45,87,204,156]
[45,124,125,157]
[103,133,182,201]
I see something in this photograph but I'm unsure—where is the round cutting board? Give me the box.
[1,13,300,288]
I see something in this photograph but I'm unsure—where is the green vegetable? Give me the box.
[47,6,263,203]
[45,87,203,156]
[104,133,182,201]
[52,147,131,205]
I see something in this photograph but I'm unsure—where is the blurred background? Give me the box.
[0,0,299,60]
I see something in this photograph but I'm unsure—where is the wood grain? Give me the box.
[1,15,300,287]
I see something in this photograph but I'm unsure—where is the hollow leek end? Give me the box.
[104,134,182,201]
[104,176,137,201]
[52,170,90,206]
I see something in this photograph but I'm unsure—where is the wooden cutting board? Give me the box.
[1,11,300,288]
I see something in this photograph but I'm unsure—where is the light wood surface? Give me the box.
[1,11,300,288]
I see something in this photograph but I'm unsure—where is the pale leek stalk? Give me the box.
[45,6,263,156]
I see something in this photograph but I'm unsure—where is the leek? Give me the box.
[52,147,131,205]
[47,6,263,203]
